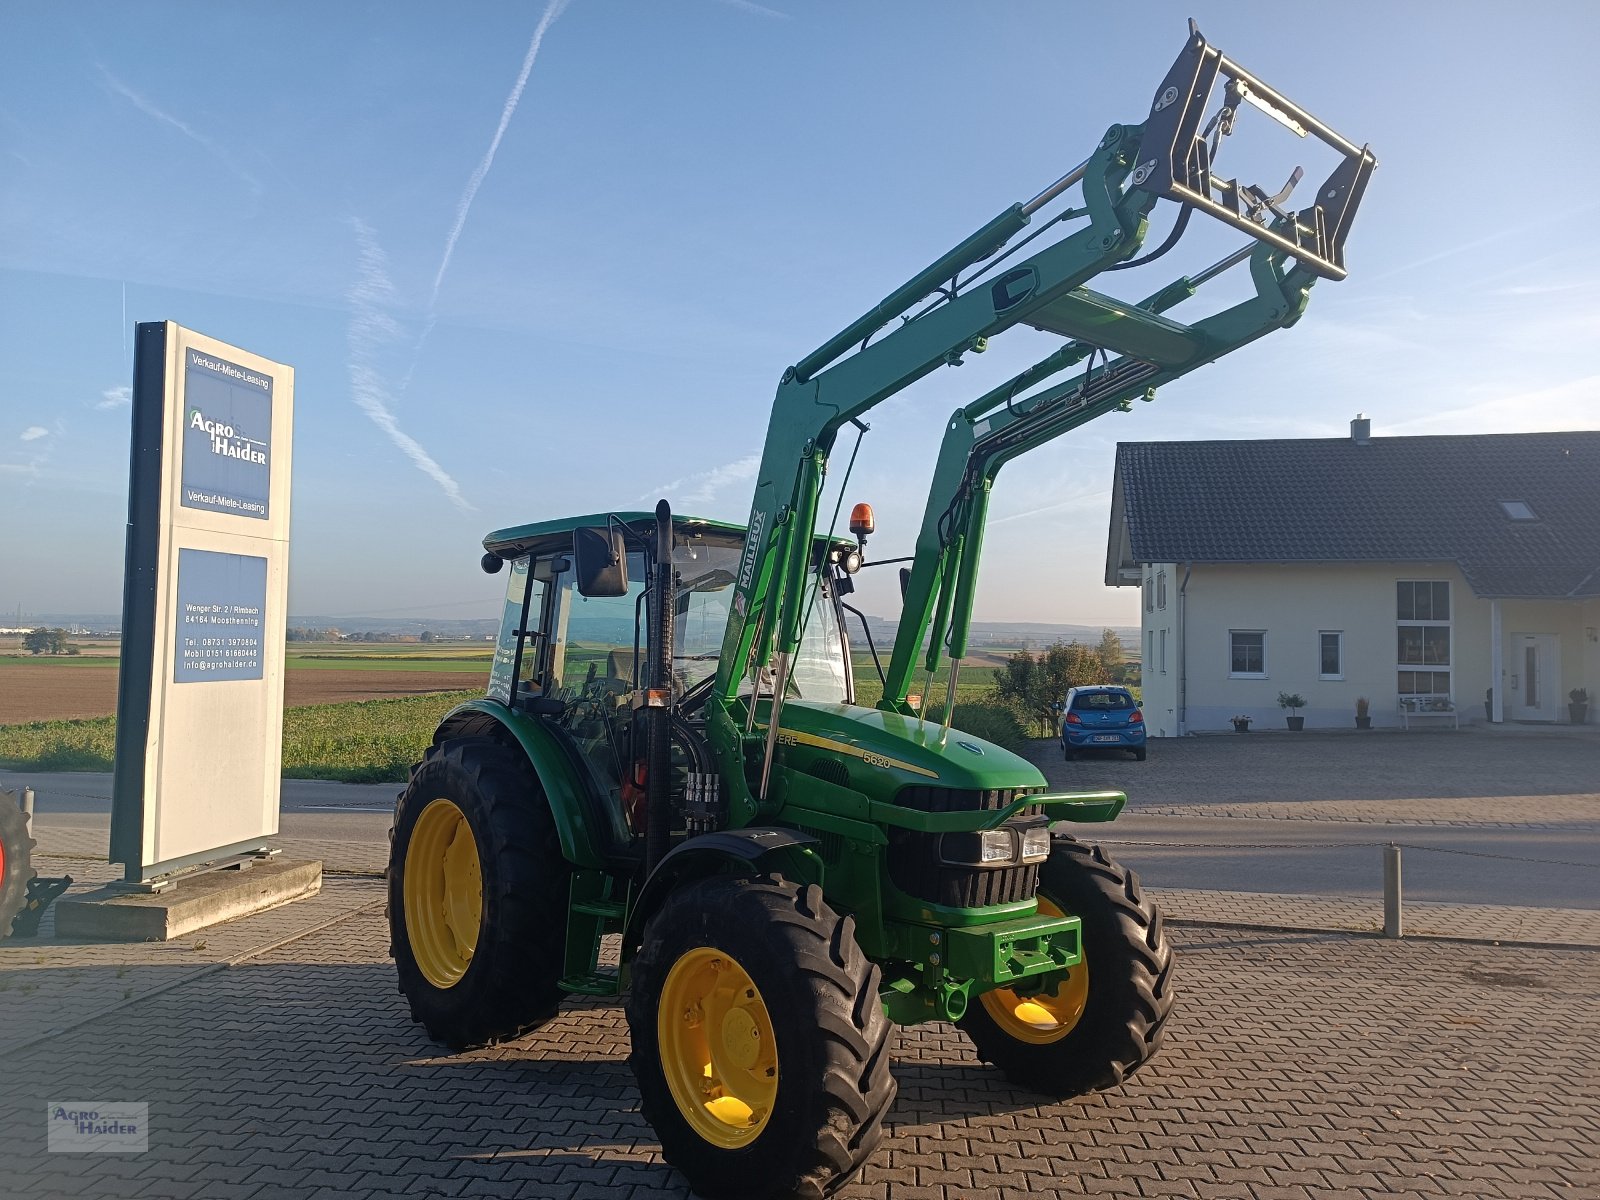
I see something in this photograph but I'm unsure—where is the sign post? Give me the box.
[110,323,294,885]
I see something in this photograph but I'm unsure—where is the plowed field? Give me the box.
[0,662,483,725]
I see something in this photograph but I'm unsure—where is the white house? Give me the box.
[1104,420,1600,735]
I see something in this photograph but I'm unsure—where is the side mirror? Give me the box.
[573,526,629,597]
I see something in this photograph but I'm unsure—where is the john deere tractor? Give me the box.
[388,24,1372,1199]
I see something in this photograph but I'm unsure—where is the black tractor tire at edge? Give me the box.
[626,875,896,1200]
[387,736,569,1048]
[959,835,1174,1096]
[0,798,37,939]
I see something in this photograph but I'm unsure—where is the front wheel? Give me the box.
[626,876,895,1200]
[388,737,569,1048]
[958,836,1173,1096]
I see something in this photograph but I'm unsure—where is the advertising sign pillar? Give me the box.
[110,322,294,884]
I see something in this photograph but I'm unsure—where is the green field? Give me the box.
[0,647,1028,781]
[0,690,479,783]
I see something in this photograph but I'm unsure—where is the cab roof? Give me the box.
[482,511,854,561]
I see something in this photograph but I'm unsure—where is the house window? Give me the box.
[1319,631,1343,680]
[1157,571,1168,610]
[1143,576,1153,613]
[1229,630,1265,678]
[1160,628,1168,675]
[1397,581,1450,699]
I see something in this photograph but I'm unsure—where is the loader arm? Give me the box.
[881,229,1329,714]
[706,23,1374,825]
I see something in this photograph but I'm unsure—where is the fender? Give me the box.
[622,826,822,952]
[433,699,607,869]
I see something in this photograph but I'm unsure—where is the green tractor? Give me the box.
[387,24,1372,1199]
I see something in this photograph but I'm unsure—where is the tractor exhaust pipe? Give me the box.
[645,499,676,872]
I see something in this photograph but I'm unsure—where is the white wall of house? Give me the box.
[1135,559,1594,735]
[1138,562,1180,736]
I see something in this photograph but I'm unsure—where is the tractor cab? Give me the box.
[479,512,853,854]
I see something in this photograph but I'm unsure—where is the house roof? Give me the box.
[1105,430,1600,599]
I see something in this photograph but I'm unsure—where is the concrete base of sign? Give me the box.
[54,858,323,942]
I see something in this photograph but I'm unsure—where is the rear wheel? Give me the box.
[0,797,36,939]
[1134,746,1147,761]
[626,876,895,1200]
[388,737,569,1047]
[958,836,1173,1096]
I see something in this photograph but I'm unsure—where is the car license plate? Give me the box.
[1092,734,1119,743]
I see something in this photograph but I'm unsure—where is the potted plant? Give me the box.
[1570,687,1589,725]
[1277,692,1307,731]
[1230,714,1252,732]
[1355,696,1372,730]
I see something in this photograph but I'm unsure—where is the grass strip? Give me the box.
[0,690,480,784]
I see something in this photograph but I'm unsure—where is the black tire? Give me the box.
[1062,743,1076,761]
[0,797,36,940]
[959,836,1173,1096]
[388,737,569,1048]
[626,876,895,1200]
[1134,746,1147,761]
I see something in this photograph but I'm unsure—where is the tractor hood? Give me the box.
[776,701,1043,797]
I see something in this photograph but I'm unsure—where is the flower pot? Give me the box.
[1231,719,1250,732]
[1355,716,1372,730]
[1285,716,1305,731]
[1571,702,1589,725]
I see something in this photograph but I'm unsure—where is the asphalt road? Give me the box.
[8,746,1597,909]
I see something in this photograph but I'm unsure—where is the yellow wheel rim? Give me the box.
[403,798,483,989]
[979,896,1089,1044]
[657,947,779,1148]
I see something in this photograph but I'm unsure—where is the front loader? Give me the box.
[386,24,1374,1199]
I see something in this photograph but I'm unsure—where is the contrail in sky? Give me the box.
[428,0,572,312]
[348,219,473,511]
[98,65,262,194]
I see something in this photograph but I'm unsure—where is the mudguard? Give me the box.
[622,826,822,953]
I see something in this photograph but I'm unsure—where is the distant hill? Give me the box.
[26,612,1136,652]
[856,616,1137,655]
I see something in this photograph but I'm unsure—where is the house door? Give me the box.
[1509,633,1560,722]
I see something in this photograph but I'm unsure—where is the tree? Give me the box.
[993,639,1110,737]
[1096,627,1124,676]
[23,627,66,655]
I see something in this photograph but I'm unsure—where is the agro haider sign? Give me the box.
[111,323,294,885]
[181,348,273,519]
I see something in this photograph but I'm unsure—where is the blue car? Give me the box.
[1060,685,1146,761]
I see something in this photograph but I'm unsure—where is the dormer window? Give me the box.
[1499,500,1537,521]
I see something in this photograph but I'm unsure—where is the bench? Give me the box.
[1399,699,1459,730]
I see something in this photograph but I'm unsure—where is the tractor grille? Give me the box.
[887,786,1044,909]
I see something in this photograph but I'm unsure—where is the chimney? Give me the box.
[1351,414,1371,445]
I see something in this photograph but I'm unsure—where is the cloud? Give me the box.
[98,66,262,194]
[97,386,132,410]
[428,0,571,313]
[640,454,761,505]
[346,219,474,511]
[711,0,792,17]
[20,426,47,441]
[1384,373,1600,436]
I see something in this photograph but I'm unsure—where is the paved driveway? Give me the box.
[2,901,1596,1200]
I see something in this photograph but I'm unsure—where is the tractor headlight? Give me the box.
[940,829,1016,868]
[940,821,1052,868]
[1020,824,1052,863]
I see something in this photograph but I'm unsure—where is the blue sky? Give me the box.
[3,1,1597,627]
